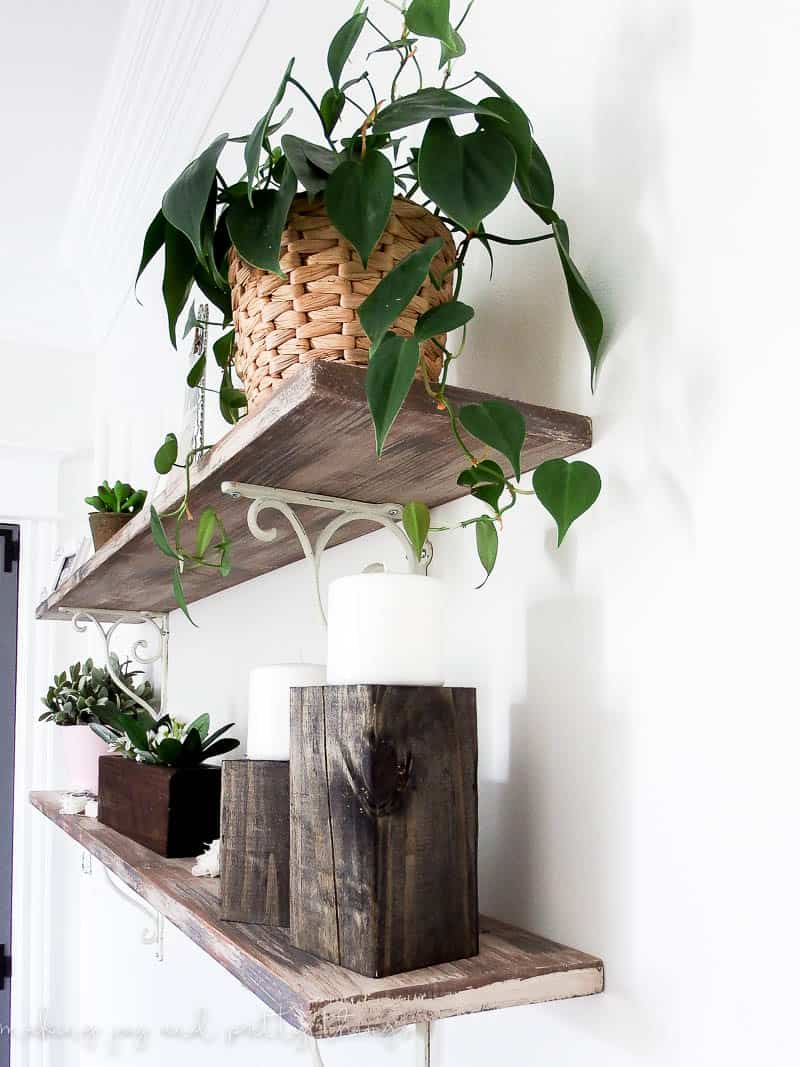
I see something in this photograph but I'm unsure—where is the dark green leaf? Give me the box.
[532,458,601,546]
[156,738,183,766]
[213,330,234,368]
[150,507,178,560]
[516,139,555,218]
[162,224,196,348]
[153,432,178,475]
[373,88,499,133]
[281,135,340,199]
[135,210,165,297]
[406,0,450,40]
[220,386,247,410]
[320,87,345,136]
[227,165,297,275]
[201,737,240,761]
[325,149,394,267]
[551,218,604,389]
[358,238,443,350]
[457,459,507,513]
[96,481,115,508]
[195,508,217,558]
[365,333,420,455]
[244,59,294,204]
[193,262,232,321]
[186,353,206,388]
[439,25,465,68]
[202,721,236,749]
[84,496,105,512]
[327,10,367,88]
[402,501,431,562]
[172,566,196,625]
[475,517,498,587]
[178,726,203,766]
[459,400,526,479]
[121,490,147,513]
[414,299,474,341]
[476,96,532,171]
[368,38,418,56]
[419,118,516,231]
[162,133,227,261]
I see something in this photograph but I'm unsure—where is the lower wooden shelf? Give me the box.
[31,791,603,1037]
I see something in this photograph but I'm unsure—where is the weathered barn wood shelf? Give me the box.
[31,791,603,1037]
[36,362,591,620]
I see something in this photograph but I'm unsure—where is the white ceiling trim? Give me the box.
[61,0,269,346]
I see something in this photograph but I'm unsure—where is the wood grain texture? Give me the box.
[98,756,221,858]
[30,791,604,1037]
[220,759,290,926]
[36,362,592,620]
[290,686,478,977]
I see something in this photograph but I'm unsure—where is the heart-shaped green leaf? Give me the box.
[365,333,420,455]
[532,458,601,546]
[414,299,474,341]
[475,517,498,588]
[476,96,532,171]
[326,149,394,267]
[402,501,431,562]
[457,459,507,512]
[227,165,297,275]
[327,10,367,88]
[154,433,179,475]
[282,135,340,199]
[187,353,206,388]
[459,400,526,479]
[406,0,450,39]
[162,224,195,348]
[419,118,516,231]
[244,59,294,204]
[320,87,345,136]
[550,218,604,388]
[162,133,227,261]
[373,88,499,133]
[358,238,443,350]
[213,330,234,368]
[135,209,165,297]
[195,509,217,558]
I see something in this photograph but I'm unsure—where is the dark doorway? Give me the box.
[0,524,20,1064]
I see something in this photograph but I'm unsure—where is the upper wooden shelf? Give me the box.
[31,791,603,1037]
[37,362,591,620]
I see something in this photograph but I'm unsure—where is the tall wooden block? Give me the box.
[290,685,478,977]
[220,759,290,926]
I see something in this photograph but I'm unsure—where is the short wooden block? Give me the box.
[290,685,478,978]
[220,759,290,925]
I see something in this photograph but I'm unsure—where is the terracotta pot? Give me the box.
[56,724,108,793]
[89,511,133,551]
[98,756,222,857]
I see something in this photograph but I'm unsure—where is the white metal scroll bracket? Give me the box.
[221,482,432,625]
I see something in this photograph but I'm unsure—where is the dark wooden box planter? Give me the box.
[290,685,478,978]
[220,759,290,925]
[98,754,221,858]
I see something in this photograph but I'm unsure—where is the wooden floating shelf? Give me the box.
[31,791,603,1037]
[36,362,591,621]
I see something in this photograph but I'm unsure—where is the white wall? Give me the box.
[20,1,800,1065]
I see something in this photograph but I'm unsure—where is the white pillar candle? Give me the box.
[247,663,326,760]
[327,573,446,686]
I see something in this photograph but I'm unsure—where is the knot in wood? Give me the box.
[343,730,413,818]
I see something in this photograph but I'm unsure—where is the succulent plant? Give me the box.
[85,480,147,514]
[91,711,239,768]
[39,657,156,726]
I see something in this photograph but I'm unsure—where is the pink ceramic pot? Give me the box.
[56,725,109,793]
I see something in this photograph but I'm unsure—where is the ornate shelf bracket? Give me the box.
[221,482,431,625]
[62,609,168,720]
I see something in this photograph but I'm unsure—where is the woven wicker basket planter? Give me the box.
[229,196,456,411]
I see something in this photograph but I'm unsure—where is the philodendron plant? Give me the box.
[139,0,605,613]
[91,711,239,768]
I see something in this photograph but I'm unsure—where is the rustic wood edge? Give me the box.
[35,363,592,621]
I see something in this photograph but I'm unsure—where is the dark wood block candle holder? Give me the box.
[290,685,478,978]
[220,759,290,925]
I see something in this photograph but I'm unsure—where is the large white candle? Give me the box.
[327,573,445,686]
[247,663,326,759]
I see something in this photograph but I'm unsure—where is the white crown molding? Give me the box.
[61,0,269,346]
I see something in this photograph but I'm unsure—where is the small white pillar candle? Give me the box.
[327,573,446,686]
[247,663,326,760]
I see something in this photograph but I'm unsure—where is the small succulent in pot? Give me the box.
[92,711,239,768]
[85,480,148,551]
[40,656,156,726]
